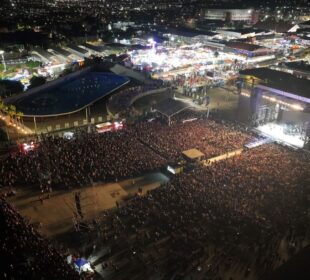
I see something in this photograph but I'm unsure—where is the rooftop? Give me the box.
[155,98,193,117]
[284,61,310,73]
[157,27,218,38]
[7,71,130,117]
[254,19,295,33]
[225,42,265,51]
[67,45,88,54]
[52,47,71,57]
[239,68,310,99]
[182,149,205,160]
[300,20,310,26]
[224,28,267,34]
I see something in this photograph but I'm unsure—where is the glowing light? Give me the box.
[257,123,304,148]
[22,142,35,152]
[241,91,251,97]
[291,104,304,111]
[241,92,304,111]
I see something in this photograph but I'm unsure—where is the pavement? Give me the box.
[7,172,169,239]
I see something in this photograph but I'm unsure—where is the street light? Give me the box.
[0,50,6,72]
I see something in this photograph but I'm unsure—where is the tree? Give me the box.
[26,61,41,68]
[15,111,24,125]
[0,99,5,114]
[60,67,73,77]
[0,80,24,98]
[28,76,46,89]
[0,127,8,142]
[7,105,16,121]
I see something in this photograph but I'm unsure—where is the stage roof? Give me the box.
[155,98,193,118]
[285,61,310,73]
[239,68,310,100]
[182,149,205,160]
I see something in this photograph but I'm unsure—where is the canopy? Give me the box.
[155,98,193,118]
[182,148,205,160]
[74,258,88,268]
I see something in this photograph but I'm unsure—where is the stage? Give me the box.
[256,123,305,148]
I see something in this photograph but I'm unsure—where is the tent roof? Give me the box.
[182,148,205,160]
[155,98,193,118]
[74,258,88,268]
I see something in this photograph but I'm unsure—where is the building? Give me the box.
[254,19,297,33]
[224,42,274,57]
[281,61,310,79]
[157,27,219,45]
[31,47,55,64]
[65,45,90,59]
[299,20,310,29]
[204,9,259,24]
[216,28,268,40]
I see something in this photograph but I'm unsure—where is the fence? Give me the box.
[39,115,109,134]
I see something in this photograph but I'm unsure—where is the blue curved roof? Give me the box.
[13,72,129,116]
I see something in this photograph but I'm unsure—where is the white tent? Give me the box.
[73,258,94,274]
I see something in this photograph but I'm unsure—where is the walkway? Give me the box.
[203,148,243,166]
[0,113,33,136]
[7,172,169,239]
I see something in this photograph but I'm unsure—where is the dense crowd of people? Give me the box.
[170,72,212,88]
[0,129,166,191]
[0,115,251,192]
[86,144,310,279]
[0,195,82,279]
[130,118,252,162]
[1,112,309,279]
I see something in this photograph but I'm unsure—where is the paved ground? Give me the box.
[133,85,239,119]
[7,172,169,239]
[133,91,175,112]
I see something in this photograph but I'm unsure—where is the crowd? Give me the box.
[130,118,252,162]
[0,195,82,280]
[0,111,309,279]
[170,72,212,88]
[0,129,166,191]
[86,144,310,279]
[0,115,251,192]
